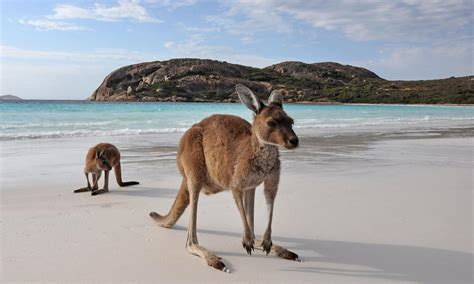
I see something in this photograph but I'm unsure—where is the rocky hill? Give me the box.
[0,95,23,100]
[89,59,473,104]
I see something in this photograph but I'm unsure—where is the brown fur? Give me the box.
[149,85,300,272]
[74,143,139,195]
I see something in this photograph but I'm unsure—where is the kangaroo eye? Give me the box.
[267,120,277,127]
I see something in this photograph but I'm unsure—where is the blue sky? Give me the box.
[1,0,472,99]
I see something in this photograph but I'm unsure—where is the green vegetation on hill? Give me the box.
[322,77,474,104]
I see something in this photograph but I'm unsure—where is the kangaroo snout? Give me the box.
[285,136,299,149]
[289,136,299,146]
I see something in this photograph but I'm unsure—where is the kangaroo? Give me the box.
[74,143,139,196]
[149,84,300,272]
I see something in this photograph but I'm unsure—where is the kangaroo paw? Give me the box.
[207,255,229,273]
[91,189,108,196]
[275,247,300,261]
[255,240,299,261]
[242,238,255,255]
[261,239,272,255]
[74,187,90,193]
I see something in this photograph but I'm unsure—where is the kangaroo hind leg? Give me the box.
[185,177,228,272]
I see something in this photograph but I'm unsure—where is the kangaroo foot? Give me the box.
[186,244,230,273]
[255,240,300,261]
[149,212,173,228]
[260,239,272,255]
[91,189,108,196]
[206,254,229,272]
[242,237,255,255]
[74,187,91,193]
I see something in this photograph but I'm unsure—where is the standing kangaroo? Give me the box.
[149,84,300,272]
[74,143,139,196]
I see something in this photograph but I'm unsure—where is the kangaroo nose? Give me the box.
[289,136,299,146]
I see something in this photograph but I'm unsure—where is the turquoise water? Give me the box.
[1,100,473,140]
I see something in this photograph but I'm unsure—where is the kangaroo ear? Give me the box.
[95,150,101,159]
[235,84,264,114]
[96,149,106,158]
[268,90,284,108]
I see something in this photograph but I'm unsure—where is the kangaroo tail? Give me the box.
[149,179,189,228]
[114,162,139,187]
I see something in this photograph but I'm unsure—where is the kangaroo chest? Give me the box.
[232,146,280,190]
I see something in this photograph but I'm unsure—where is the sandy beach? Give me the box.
[1,127,472,283]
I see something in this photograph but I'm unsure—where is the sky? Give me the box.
[1,0,472,100]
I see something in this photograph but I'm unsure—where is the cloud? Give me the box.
[366,42,473,80]
[176,22,220,33]
[0,45,160,63]
[146,0,197,9]
[48,0,161,23]
[210,0,472,43]
[280,0,471,42]
[163,41,175,49]
[206,3,292,38]
[162,35,281,67]
[18,19,87,31]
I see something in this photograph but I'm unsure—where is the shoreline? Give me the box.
[2,99,474,106]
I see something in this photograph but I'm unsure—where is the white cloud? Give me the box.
[48,0,161,23]
[49,5,90,20]
[206,3,292,38]
[281,0,471,42]
[18,19,87,31]
[163,41,175,49]
[211,0,472,42]
[176,22,220,33]
[146,0,197,9]
[0,45,160,63]
[162,35,281,67]
[363,41,473,80]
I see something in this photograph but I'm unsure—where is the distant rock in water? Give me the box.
[90,58,473,104]
[0,95,23,101]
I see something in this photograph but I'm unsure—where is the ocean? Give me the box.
[1,101,473,141]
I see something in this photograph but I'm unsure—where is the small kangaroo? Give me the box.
[149,84,300,272]
[74,143,139,196]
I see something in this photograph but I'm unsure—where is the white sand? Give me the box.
[1,133,473,283]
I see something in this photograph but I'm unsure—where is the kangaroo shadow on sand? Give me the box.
[108,186,178,199]
[171,225,472,284]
